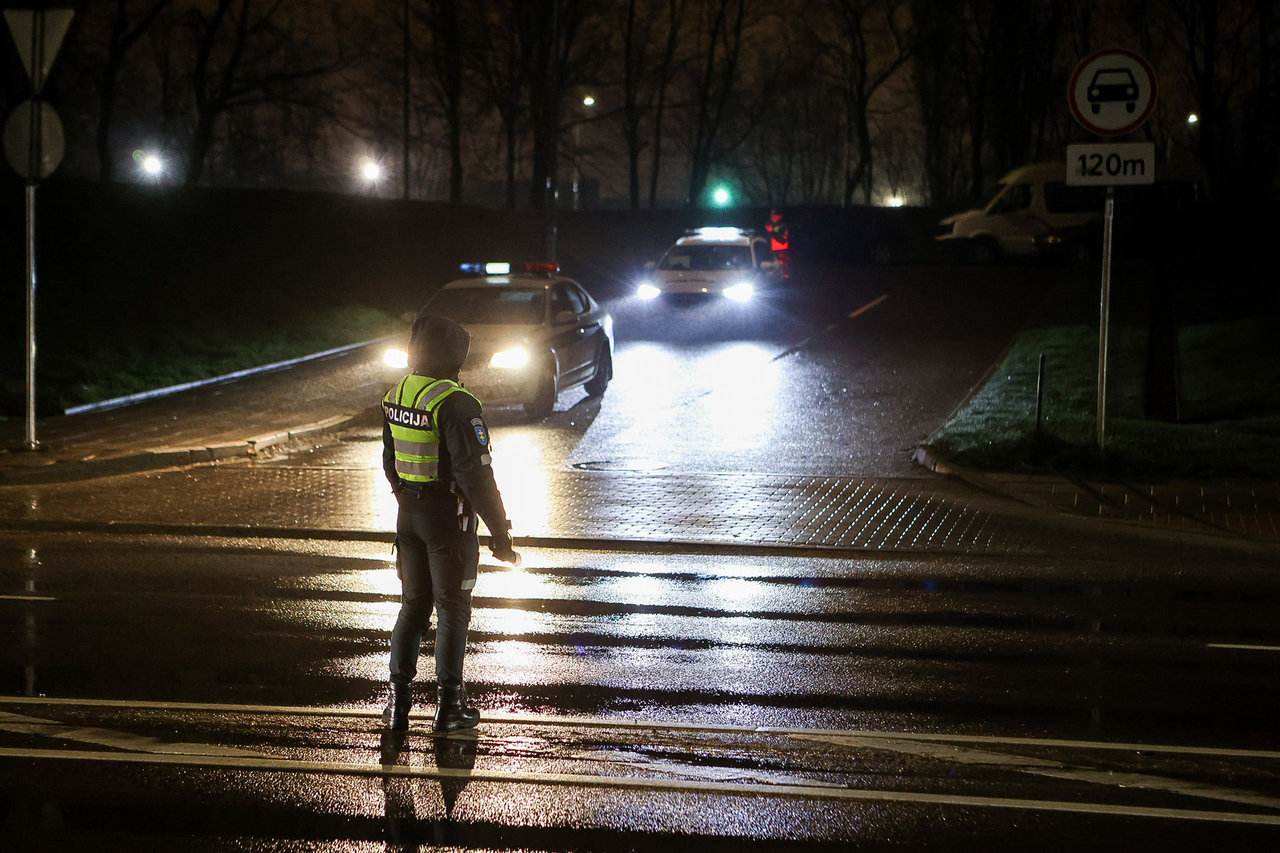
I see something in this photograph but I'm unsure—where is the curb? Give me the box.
[0,518,1037,560]
[914,444,1280,553]
[0,412,365,486]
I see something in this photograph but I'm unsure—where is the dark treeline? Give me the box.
[3,0,1276,208]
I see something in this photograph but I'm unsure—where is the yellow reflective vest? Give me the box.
[382,375,475,484]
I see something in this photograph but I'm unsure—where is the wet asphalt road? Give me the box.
[3,534,1280,849]
[3,263,1280,849]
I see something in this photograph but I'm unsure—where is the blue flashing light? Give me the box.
[460,261,557,277]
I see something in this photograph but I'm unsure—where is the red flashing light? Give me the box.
[521,261,560,275]
[460,261,559,277]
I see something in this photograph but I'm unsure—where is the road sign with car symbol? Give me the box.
[1068,47,1158,137]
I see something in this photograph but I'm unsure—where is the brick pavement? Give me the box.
[3,407,1278,552]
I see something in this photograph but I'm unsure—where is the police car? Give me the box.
[636,226,782,304]
[385,262,613,419]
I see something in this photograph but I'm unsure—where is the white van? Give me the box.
[936,162,1103,261]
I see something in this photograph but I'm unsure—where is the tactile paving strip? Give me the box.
[543,471,1024,552]
[209,466,1032,553]
[0,464,1031,554]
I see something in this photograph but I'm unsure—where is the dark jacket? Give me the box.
[382,314,509,539]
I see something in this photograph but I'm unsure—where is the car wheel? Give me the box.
[968,238,1000,263]
[523,358,557,420]
[584,343,612,397]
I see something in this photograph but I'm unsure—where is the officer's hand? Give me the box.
[488,536,521,567]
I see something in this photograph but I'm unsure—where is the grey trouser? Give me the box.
[388,489,479,689]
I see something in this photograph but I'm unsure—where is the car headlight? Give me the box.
[383,348,409,369]
[637,282,661,300]
[490,346,530,369]
[723,282,754,302]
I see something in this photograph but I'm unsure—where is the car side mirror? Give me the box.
[553,310,578,325]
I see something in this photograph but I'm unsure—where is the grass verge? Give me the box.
[1,304,403,416]
[926,314,1280,478]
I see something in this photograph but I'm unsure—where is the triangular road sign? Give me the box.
[4,8,74,94]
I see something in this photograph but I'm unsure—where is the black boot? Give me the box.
[433,684,480,733]
[382,681,411,731]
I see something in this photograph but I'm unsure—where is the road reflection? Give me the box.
[364,443,400,531]
[488,431,549,535]
[592,340,785,467]
[380,729,477,847]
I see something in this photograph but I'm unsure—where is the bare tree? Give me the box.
[181,0,349,186]
[414,0,468,203]
[1153,0,1263,192]
[738,25,838,205]
[94,0,170,180]
[812,0,912,205]
[683,0,747,206]
[912,3,968,204]
[472,1,533,207]
[913,0,1071,204]
[512,0,587,209]
[614,0,687,209]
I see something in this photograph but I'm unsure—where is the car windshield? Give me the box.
[658,244,752,271]
[1093,69,1134,86]
[976,181,1010,210]
[426,286,545,325]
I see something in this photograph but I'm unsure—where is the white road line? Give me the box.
[0,594,56,601]
[3,745,1279,826]
[0,711,267,758]
[1207,643,1280,652]
[4,695,1279,761]
[771,293,890,362]
[847,293,890,319]
[799,734,1280,812]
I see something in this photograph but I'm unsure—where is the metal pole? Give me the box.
[1096,186,1115,451]
[24,11,45,450]
[1035,353,1045,439]
[25,184,38,448]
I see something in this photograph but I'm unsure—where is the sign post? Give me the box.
[3,9,73,449]
[1066,47,1157,451]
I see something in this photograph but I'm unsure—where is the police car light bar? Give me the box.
[688,226,749,241]
[460,262,508,275]
[459,261,558,276]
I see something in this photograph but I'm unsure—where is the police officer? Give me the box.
[381,313,519,732]
[765,208,792,278]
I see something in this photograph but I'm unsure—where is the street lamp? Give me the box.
[132,149,166,181]
[359,157,384,191]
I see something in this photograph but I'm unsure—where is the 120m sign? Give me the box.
[1065,142,1156,186]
